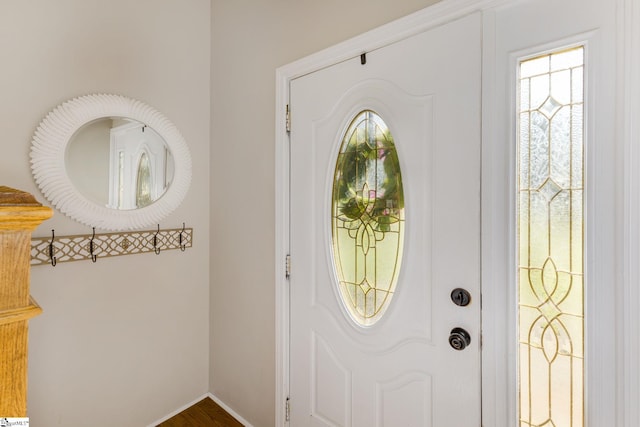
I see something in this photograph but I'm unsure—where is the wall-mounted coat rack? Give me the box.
[30,224,193,266]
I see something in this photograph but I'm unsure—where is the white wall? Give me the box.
[0,1,211,426]
[210,1,440,425]
[66,119,111,205]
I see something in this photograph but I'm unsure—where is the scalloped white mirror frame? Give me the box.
[30,94,192,230]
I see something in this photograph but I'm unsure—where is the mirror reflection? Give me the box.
[66,118,175,210]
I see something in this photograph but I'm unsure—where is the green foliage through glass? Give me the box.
[331,110,405,326]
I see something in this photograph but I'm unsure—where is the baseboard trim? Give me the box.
[146,392,254,427]
[207,392,254,427]
[147,392,211,427]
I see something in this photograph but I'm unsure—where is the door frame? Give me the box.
[274,0,636,425]
[622,2,640,426]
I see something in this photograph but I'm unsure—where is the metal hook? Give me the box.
[48,229,57,267]
[89,227,97,263]
[179,222,186,251]
[153,224,161,255]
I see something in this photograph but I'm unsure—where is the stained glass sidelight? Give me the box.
[517,47,584,427]
[331,110,405,326]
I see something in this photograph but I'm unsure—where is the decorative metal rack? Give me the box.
[30,224,193,266]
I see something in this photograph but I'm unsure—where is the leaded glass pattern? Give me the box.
[331,110,404,326]
[517,47,584,427]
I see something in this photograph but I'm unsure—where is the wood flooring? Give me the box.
[157,397,243,427]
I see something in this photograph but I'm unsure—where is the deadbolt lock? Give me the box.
[451,288,471,307]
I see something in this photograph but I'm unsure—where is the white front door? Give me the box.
[289,13,482,427]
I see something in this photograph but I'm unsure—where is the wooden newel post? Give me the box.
[0,186,52,417]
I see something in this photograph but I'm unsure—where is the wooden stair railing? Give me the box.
[0,186,52,417]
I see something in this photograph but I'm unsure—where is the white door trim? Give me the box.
[481,1,629,426]
[274,0,636,426]
[621,0,640,425]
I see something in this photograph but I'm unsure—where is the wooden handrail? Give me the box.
[0,186,52,417]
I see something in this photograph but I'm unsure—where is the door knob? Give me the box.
[449,327,471,350]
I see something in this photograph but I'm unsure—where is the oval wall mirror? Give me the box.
[30,94,192,230]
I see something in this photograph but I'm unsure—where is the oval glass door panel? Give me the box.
[331,110,405,326]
